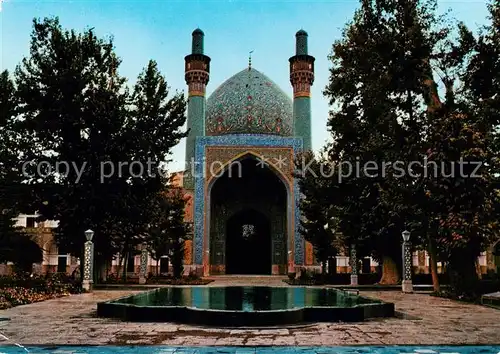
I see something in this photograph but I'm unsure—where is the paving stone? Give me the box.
[259,329,289,335]
[0,283,499,346]
[272,336,296,346]
[159,337,187,345]
[244,336,275,345]
[214,337,245,345]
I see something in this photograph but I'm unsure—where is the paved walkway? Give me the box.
[1,346,500,354]
[0,277,499,346]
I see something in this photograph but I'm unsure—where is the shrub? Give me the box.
[187,270,200,280]
[299,268,313,281]
[0,273,81,309]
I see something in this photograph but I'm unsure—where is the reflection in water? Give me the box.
[116,287,373,312]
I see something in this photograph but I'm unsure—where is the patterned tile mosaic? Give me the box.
[205,68,293,136]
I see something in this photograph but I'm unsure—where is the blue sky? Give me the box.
[0,0,492,172]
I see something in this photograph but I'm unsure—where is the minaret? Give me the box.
[184,28,210,189]
[289,30,314,151]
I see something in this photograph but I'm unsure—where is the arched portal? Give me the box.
[209,156,288,275]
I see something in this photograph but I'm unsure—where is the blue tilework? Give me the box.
[205,68,293,136]
[193,134,303,266]
[1,346,499,353]
[293,97,312,152]
[184,95,206,190]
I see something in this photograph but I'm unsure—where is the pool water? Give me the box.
[97,286,394,325]
[0,346,499,353]
[113,286,373,311]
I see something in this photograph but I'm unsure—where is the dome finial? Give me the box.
[248,50,254,71]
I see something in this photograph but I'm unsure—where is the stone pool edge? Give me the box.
[96,288,395,326]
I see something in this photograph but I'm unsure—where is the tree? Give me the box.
[15,17,129,267]
[0,70,42,272]
[295,151,338,274]
[0,70,19,261]
[14,18,187,275]
[165,188,190,278]
[145,186,189,278]
[423,0,500,295]
[324,0,438,284]
[324,0,499,294]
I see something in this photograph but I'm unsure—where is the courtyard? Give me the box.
[0,277,499,347]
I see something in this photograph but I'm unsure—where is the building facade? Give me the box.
[181,29,316,276]
[2,29,499,279]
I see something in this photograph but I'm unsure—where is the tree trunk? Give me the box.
[100,259,109,282]
[378,256,400,285]
[422,58,443,113]
[475,258,482,280]
[449,249,479,297]
[117,254,123,279]
[122,251,128,281]
[427,235,440,292]
[79,245,85,282]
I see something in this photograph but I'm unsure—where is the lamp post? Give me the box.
[139,242,148,285]
[402,230,413,293]
[350,245,358,286]
[82,229,94,292]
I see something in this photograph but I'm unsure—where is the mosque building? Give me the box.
[2,30,498,279]
[180,28,316,276]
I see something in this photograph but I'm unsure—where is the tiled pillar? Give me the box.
[350,246,358,285]
[402,240,413,293]
[139,246,148,285]
[82,240,94,292]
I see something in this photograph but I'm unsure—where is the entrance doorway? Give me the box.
[226,209,272,274]
[209,155,288,275]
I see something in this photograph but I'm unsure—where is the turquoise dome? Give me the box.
[206,68,293,136]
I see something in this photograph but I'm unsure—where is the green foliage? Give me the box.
[319,0,499,292]
[295,151,338,272]
[0,70,42,271]
[421,0,500,294]
[322,0,448,268]
[11,17,187,267]
[145,188,190,278]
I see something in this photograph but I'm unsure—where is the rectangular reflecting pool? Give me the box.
[0,346,499,353]
[112,286,375,310]
[97,286,394,325]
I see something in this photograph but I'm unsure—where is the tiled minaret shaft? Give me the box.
[289,30,314,151]
[184,28,210,189]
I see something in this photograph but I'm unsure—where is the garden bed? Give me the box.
[147,278,213,285]
[285,272,382,286]
[431,276,500,304]
[0,273,82,309]
[101,274,213,286]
